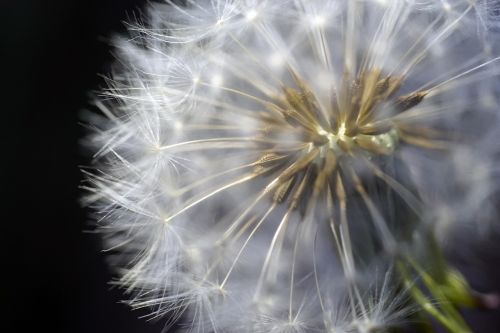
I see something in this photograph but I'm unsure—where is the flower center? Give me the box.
[256,69,426,208]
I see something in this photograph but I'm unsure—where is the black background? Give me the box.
[5,1,164,332]
[3,1,500,332]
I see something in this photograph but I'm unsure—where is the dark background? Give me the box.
[3,1,500,333]
[4,1,164,332]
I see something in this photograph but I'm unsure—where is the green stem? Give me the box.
[406,257,469,327]
[396,261,472,333]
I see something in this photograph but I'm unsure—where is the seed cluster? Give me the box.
[255,69,429,214]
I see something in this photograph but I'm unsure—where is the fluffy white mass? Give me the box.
[83,1,500,332]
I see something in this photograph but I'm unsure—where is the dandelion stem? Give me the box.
[396,260,472,333]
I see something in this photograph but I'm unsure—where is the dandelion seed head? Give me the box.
[246,9,259,21]
[83,0,500,331]
[311,15,326,27]
[443,0,453,11]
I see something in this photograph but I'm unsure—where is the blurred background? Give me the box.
[3,1,500,332]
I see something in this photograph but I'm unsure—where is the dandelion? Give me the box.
[83,0,500,332]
